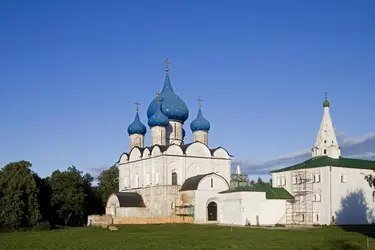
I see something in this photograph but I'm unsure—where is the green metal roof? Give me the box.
[270,156,375,173]
[220,186,294,200]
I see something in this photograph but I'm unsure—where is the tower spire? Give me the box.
[312,96,340,159]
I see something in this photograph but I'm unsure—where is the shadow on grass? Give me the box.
[335,189,375,239]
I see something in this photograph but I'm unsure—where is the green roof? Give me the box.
[220,186,294,200]
[270,156,375,173]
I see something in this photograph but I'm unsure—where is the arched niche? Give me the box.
[129,147,142,162]
[165,144,183,156]
[185,142,211,158]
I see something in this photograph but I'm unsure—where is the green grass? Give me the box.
[0,224,375,250]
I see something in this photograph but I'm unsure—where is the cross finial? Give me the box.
[325,91,328,100]
[197,96,203,108]
[134,101,140,112]
[156,91,161,103]
[164,57,170,72]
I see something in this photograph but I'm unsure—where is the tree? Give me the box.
[97,165,119,205]
[50,166,86,226]
[0,161,41,229]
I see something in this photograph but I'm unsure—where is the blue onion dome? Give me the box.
[147,72,189,123]
[190,108,210,132]
[148,98,169,127]
[127,111,147,135]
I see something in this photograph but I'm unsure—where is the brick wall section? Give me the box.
[113,216,194,225]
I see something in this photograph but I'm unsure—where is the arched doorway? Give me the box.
[207,201,217,221]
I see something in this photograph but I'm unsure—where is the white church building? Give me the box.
[271,96,375,225]
[105,61,375,226]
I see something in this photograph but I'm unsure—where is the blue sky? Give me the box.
[1,1,374,179]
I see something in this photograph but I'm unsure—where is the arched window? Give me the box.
[211,178,214,188]
[300,214,305,222]
[135,173,139,188]
[172,172,178,185]
[155,171,159,185]
[146,172,150,186]
[323,149,327,154]
[124,177,128,187]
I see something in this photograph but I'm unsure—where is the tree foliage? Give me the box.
[0,161,41,229]
[97,165,119,205]
[0,161,116,230]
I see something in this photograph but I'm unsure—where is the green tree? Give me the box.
[97,165,119,205]
[50,166,86,226]
[0,161,41,229]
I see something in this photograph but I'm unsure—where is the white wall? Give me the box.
[220,192,287,226]
[272,166,375,225]
[118,143,231,192]
[331,167,375,225]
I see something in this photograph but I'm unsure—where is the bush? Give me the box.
[32,221,51,231]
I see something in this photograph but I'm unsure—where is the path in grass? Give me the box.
[0,224,374,250]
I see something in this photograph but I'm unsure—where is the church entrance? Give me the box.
[207,201,217,221]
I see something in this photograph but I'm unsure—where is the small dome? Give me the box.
[148,101,169,127]
[190,108,210,132]
[323,99,330,107]
[127,112,146,135]
[147,73,189,123]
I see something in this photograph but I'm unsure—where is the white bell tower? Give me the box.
[312,93,341,159]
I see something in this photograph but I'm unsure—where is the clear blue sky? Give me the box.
[1,0,374,177]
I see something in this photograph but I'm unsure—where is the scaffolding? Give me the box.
[285,170,314,224]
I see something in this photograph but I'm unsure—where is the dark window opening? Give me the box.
[324,140,326,143]
[211,178,213,188]
[172,172,177,185]
[324,149,327,154]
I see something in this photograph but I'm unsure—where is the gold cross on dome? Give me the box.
[134,100,140,112]
[164,57,170,72]
[197,96,203,108]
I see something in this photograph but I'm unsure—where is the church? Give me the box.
[105,60,375,226]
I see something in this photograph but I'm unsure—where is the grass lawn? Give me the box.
[1,224,375,250]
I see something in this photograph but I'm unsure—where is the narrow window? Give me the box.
[174,123,177,138]
[172,172,178,185]
[293,177,297,184]
[323,149,327,154]
[316,174,321,183]
[300,214,305,222]
[316,214,319,223]
[211,178,214,188]
[313,194,316,202]
[373,191,375,202]
[155,171,159,185]
[312,175,316,183]
[324,140,326,143]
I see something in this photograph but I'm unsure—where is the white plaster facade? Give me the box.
[271,98,375,225]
